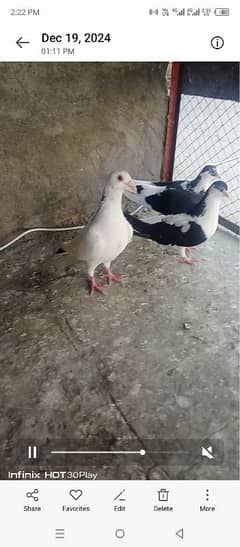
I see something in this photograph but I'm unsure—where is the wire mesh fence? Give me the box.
[173,94,239,228]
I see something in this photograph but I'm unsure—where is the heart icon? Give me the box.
[69,489,83,501]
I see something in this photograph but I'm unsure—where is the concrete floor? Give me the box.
[0,228,239,480]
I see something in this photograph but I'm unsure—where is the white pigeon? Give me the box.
[57,171,136,294]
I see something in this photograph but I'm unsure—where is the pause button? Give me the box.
[28,446,39,459]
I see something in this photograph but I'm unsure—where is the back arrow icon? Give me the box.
[16,37,30,48]
[176,528,184,539]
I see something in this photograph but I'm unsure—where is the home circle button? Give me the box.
[115,529,125,539]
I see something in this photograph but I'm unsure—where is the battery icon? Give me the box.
[214,8,230,16]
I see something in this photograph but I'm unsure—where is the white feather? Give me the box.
[194,172,219,193]
[64,173,134,277]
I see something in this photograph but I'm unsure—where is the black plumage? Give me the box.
[125,181,228,250]
[137,164,219,193]
[125,212,206,247]
[144,188,200,215]
[129,165,220,217]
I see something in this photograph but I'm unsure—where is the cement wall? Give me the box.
[0,62,168,239]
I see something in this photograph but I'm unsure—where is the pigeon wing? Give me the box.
[146,188,200,214]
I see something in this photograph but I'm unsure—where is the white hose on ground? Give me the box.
[0,225,85,252]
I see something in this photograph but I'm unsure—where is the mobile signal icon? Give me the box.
[192,8,200,16]
[172,8,185,15]
[177,8,185,16]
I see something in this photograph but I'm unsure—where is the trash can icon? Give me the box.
[158,489,169,502]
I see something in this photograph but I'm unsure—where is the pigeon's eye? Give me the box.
[118,175,124,182]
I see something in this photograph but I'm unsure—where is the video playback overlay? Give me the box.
[4,439,225,480]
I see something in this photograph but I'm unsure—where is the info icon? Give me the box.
[211,36,224,49]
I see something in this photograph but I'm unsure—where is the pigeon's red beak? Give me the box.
[126,180,137,193]
[223,191,229,198]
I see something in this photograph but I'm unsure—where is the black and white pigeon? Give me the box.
[57,171,136,294]
[134,186,201,215]
[125,181,229,265]
[124,165,220,214]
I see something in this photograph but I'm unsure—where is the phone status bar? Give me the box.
[148,7,230,17]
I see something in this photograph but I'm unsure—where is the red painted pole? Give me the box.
[161,62,183,182]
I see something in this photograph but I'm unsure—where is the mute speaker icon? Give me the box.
[201,446,214,459]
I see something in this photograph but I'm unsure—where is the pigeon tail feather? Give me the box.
[124,211,154,240]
